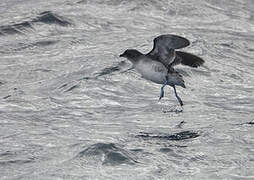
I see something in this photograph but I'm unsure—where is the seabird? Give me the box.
[119,34,204,106]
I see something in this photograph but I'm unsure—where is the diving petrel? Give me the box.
[119,34,204,106]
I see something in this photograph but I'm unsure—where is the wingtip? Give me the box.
[176,51,205,68]
[156,34,190,49]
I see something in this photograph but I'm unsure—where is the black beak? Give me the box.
[119,53,125,57]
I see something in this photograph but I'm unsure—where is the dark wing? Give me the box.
[146,34,190,68]
[170,51,205,68]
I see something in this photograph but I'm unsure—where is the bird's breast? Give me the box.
[134,60,167,84]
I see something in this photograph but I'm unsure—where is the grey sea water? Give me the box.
[0,0,254,179]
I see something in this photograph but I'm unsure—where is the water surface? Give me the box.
[0,0,254,179]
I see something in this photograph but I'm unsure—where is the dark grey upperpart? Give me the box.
[149,34,190,52]
[120,34,204,68]
[146,34,190,68]
[173,51,205,68]
[119,49,143,61]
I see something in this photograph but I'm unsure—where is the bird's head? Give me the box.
[119,49,143,62]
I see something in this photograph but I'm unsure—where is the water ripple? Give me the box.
[0,11,71,36]
[76,143,138,165]
[137,131,200,141]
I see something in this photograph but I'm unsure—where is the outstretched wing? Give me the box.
[146,34,190,68]
[170,51,205,68]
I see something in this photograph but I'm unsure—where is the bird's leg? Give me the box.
[159,78,168,101]
[172,85,183,106]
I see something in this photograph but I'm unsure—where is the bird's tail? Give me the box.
[167,72,186,88]
[175,51,204,68]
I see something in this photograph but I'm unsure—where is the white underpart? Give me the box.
[131,57,185,87]
[134,59,168,84]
